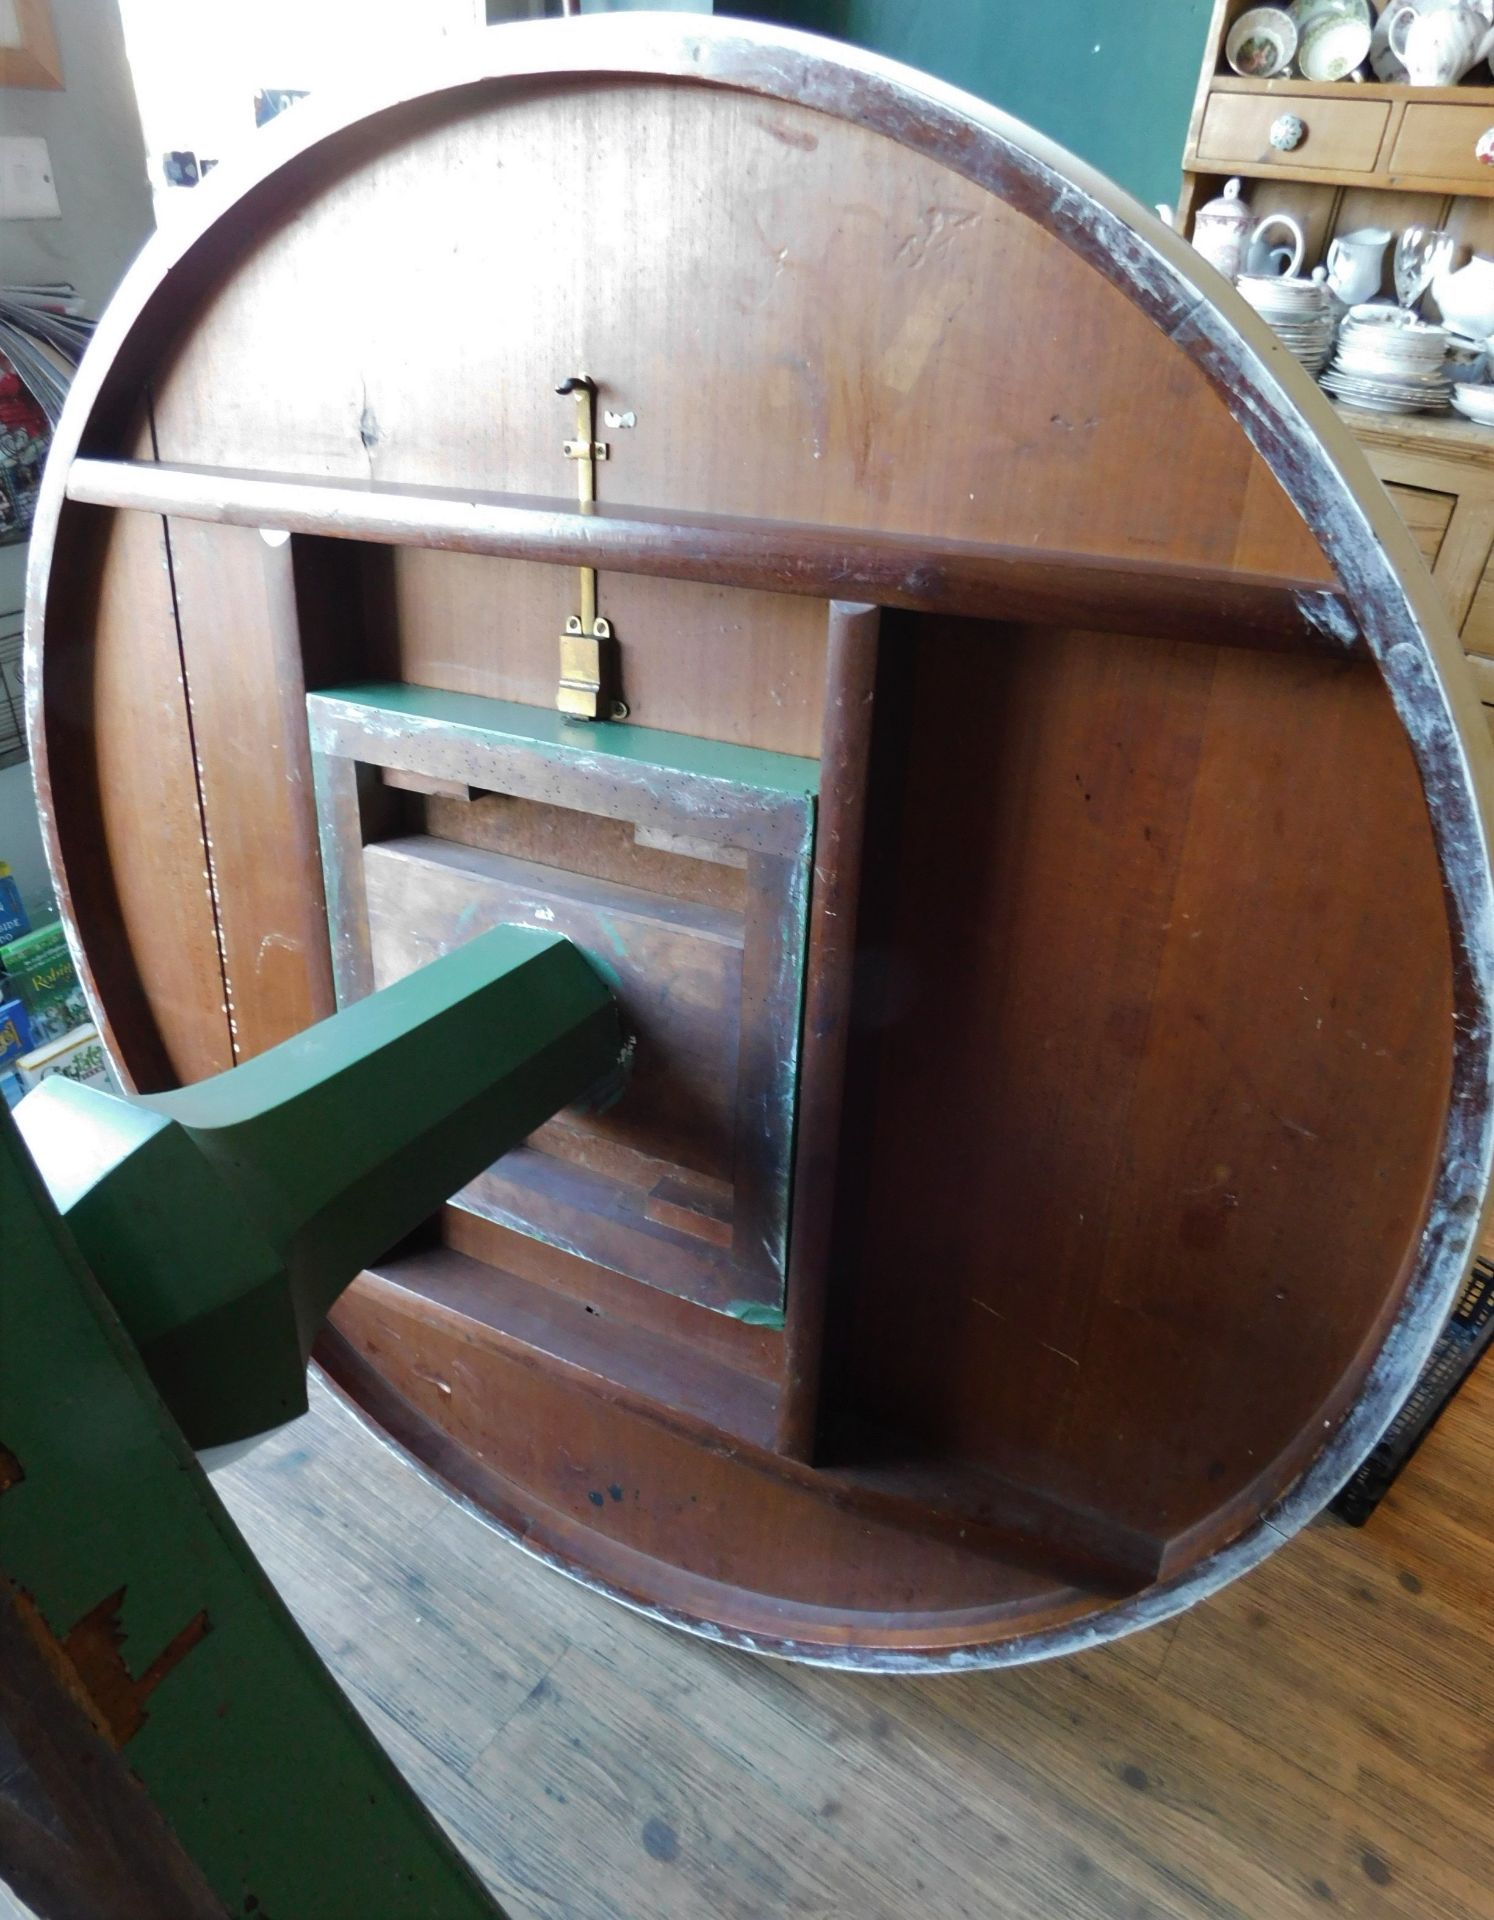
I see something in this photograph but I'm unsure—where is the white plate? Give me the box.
[1336,346,1446,368]
[1324,360,1449,385]
[1249,297,1332,317]
[1336,343,1447,371]
[1324,389,1450,413]
[1342,306,1440,333]
[1327,362,1450,387]
[1241,278,1328,301]
[1336,359,1447,381]
[1327,393,1450,412]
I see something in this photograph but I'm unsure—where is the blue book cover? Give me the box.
[0,864,28,946]
[0,996,33,1070]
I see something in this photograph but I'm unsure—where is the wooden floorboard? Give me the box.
[164,1360,1494,1920]
[5,1364,1484,1919]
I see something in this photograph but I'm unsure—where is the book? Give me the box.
[0,861,27,944]
[0,994,31,1068]
[0,919,87,1043]
[15,1022,115,1094]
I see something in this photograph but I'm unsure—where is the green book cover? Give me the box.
[1,919,70,981]
[1,920,83,1026]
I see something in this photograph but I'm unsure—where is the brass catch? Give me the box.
[554,374,623,722]
[558,614,612,719]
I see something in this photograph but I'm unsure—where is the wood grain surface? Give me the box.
[65,458,1351,655]
[24,18,1494,1667]
[181,1358,1494,1920]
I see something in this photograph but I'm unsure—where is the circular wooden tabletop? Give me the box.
[25,16,1494,1666]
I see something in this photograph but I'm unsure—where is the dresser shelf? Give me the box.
[1181,2,1494,723]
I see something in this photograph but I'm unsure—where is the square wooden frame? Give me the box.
[308,680,818,1317]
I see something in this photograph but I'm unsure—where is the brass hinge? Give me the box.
[555,374,626,722]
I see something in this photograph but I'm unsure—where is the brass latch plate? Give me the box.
[554,374,624,722]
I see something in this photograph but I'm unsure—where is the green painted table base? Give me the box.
[16,924,625,1451]
[1,925,625,1917]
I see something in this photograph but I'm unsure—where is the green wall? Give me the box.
[739,0,1213,214]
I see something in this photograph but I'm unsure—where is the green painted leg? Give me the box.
[1,924,626,1918]
[15,923,626,1449]
[1,1098,506,1918]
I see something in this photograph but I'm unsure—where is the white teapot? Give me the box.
[1433,253,1494,338]
[1386,0,1494,85]
[1190,179,1254,281]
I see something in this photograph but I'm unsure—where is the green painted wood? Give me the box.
[0,1097,507,1917]
[310,681,821,804]
[15,923,626,1449]
[308,681,819,1314]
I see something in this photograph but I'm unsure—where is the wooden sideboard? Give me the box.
[1344,407,1494,711]
[1179,2,1494,728]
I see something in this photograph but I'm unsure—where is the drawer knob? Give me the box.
[1270,113,1305,153]
[1477,126,1494,167]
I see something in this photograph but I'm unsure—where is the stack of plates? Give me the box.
[1320,307,1451,413]
[1237,270,1336,373]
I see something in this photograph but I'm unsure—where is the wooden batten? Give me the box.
[65,457,1355,655]
[776,601,881,1462]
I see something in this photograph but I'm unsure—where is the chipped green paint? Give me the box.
[315,680,821,802]
[593,911,630,962]
[0,1100,505,1918]
[1,925,627,1910]
[724,1300,788,1328]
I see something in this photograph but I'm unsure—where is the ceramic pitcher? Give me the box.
[1326,227,1391,307]
[1387,1,1494,84]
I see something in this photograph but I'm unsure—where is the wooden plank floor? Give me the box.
[3,1361,1484,1920]
[168,1358,1494,1920]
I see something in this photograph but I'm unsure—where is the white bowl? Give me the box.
[1452,385,1494,425]
[1227,7,1299,76]
[1291,0,1372,80]
[1345,304,1419,327]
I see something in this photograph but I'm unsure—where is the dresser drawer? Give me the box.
[1389,104,1494,189]
[1195,90,1389,173]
